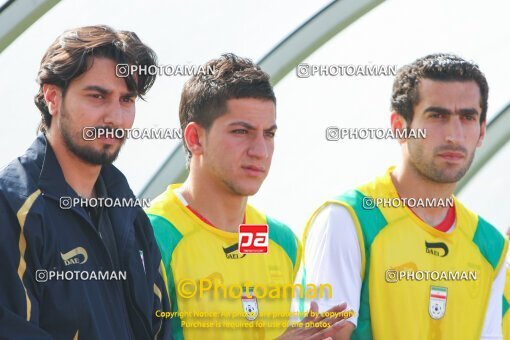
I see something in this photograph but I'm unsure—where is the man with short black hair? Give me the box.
[304,53,507,339]
[147,53,348,340]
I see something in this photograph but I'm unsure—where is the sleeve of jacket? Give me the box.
[139,210,173,340]
[0,188,51,338]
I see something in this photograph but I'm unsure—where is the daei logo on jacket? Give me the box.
[238,224,269,254]
[60,247,88,266]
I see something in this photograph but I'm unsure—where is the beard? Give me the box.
[59,104,125,165]
[407,139,475,183]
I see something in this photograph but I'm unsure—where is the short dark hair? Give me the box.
[35,25,158,132]
[391,53,489,125]
[179,53,276,163]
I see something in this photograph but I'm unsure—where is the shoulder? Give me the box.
[248,204,300,267]
[473,215,507,271]
[0,152,42,214]
[456,199,507,272]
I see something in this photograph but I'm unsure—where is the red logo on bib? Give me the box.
[238,224,269,254]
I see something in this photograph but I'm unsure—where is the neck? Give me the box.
[180,170,247,233]
[391,162,455,226]
[46,131,100,198]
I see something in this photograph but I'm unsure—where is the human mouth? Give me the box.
[242,165,265,176]
[437,151,465,162]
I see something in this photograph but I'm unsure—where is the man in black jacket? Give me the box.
[0,25,171,339]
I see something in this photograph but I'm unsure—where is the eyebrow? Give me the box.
[82,85,137,98]
[228,121,278,131]
[423,106,480,116]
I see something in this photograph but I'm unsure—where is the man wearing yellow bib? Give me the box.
[147,54,348,340]
[503,266,510,340]
[502,228,510,340]
[303,54,508,339]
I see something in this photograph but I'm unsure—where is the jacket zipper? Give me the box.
[41,192,152,339]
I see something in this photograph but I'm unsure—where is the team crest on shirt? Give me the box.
[429,286,447,319]
[241,287,259,321]
[60,246,88,266]
[222,243,247,260]
[425,241,449,257]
